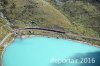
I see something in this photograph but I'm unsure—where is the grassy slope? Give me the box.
[45,0,100,44]
[2,0,99,37]
[0,16,12,59]
[2,0,71,28]
[0,0,99,45]
[45,0,100,34]
[0,17,12,41]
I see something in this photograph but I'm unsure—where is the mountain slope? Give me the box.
[45,0,100,34]
[2,0,71,28]
[0,0,100,45]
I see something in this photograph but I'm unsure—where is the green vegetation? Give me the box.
[0,0,100,44]
[0,17,12,41]
[0,16,12,61]
[0,46,3,57]
[45,0,100,44]
[45,0,100,35]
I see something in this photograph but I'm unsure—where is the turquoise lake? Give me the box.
[2,37,100,66]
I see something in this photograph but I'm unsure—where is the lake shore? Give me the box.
[21,35,100,48]
[0,38,14,66]
[0,35,100,66]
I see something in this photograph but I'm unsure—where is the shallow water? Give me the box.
[2,37,100,66]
